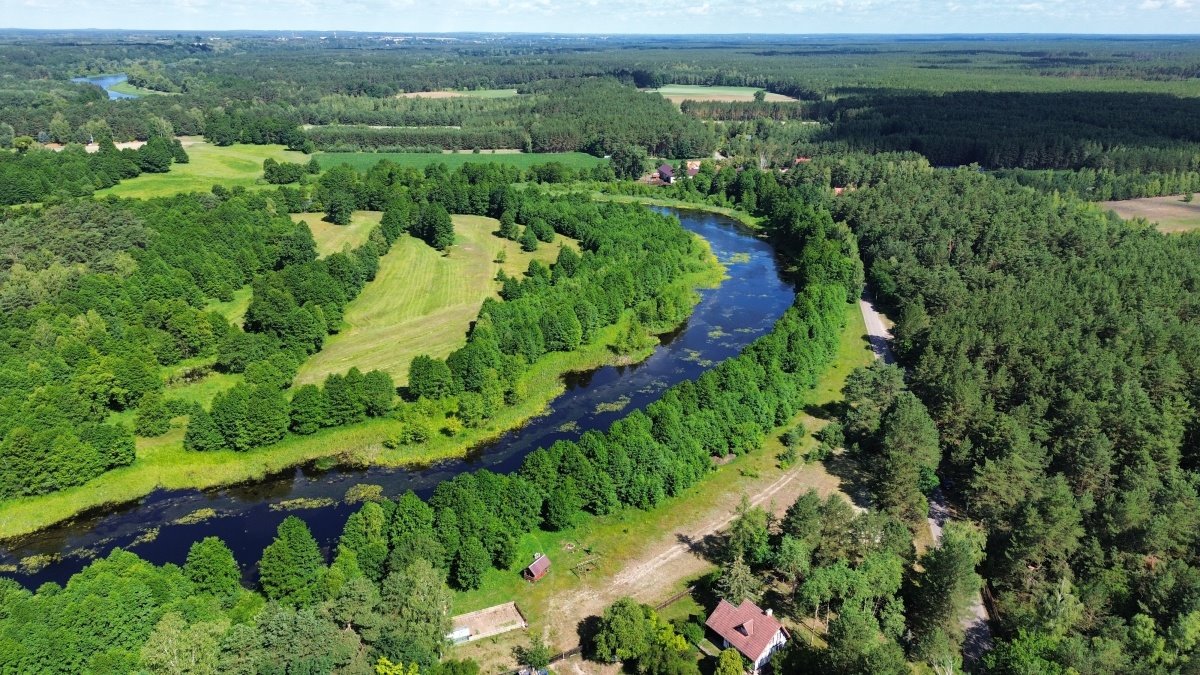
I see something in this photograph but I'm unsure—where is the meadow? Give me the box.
[0,209,723,541]
[294,214,574,387]
[97,138,308,199]
[1102,195,1200,233]
[293,210,383,257]
[644,84,797,103]
[315,151,604,173]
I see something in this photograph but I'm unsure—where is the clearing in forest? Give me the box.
[643,84,797,104]
[293,214,574,387]
[1102,195,1200,233]
[293,211,383,257]
[398,89,519,99]
[97,137,308,199]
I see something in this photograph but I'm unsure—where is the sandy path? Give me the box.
[858,290,993,662]
[542,463,842,655]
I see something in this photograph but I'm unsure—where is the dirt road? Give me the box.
[858,290,993,663]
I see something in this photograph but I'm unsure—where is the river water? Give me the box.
[71,73,139,100]
[0,208,794,588]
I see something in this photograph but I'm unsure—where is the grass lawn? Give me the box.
[315,151,603,173]
[450,302,874,671]
[293,211,383,257]
[1102,195,1200,233]
[644,84,797,103]
[294,214,574,387]
[97,138,309,199]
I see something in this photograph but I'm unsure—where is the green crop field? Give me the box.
[315,151,604,173]
[293,211,383,257]
[645,84,796,103]
[97,138,308,199]
[294,214,575,387]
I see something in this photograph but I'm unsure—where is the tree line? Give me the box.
[0,178,860,673]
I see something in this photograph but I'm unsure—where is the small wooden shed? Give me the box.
[523,553,551,582]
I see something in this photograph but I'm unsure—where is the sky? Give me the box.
[4,0,1200,34]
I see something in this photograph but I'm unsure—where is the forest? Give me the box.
[3,28,1200,675]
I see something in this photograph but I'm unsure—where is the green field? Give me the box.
[315,151,604,173]
[293,211,383,257]
[97,138,308,199]
[294,214,572,387]
[645,84,796,102]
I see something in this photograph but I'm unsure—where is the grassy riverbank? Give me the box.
[449,302,872,672]
[0,240,723,542]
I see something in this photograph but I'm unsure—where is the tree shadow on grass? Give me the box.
[820,450,874,511]
[804,399,848,422]
[575,615,602,662]
[676,531,726,565]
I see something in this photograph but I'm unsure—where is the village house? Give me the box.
[705,599,789,674]
[658,163,675,184]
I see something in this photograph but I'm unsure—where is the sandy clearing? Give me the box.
[1102,195,1200,233]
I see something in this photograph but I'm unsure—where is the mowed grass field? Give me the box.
[1102,195,1200,233]
[644,84,797,104]
[97,137,308,199]
[316,151,604,173]
[293,211,383,257]
[294,214,576,387]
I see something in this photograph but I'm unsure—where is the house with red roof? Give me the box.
[522,553,550,582]
[658,163,675,184]
[705,599,789,674]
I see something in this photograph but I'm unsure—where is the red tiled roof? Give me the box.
[526,555,550,576]
[705,599,786,662]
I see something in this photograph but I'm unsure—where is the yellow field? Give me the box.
[294,214,574,386]
[293,211,383,257]
[1102,195,1200,233]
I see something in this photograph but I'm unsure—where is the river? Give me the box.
[0,208,795,588]
[71,73,139,100]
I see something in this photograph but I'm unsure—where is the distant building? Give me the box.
[523,553,550,582]
[658,163,675,183]
[705,599,789,674]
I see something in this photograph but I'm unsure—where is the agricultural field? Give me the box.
[294,214,576,387]
[643,84,797,103]
[292,210,383,257]
[315,150,604,172]
[1102,195,1200,233]
[97,138,308,199]
[398,88,519,99]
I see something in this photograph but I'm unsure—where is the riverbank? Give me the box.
[0,237,724,543]
[450,301,873,672]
